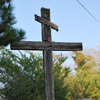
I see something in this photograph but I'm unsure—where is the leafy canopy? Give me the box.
[65,51,100,100]
[0,48,70,100]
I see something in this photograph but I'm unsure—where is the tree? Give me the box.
[0,0,25,46]
[84,47,100,65]
[65,51,100,100]
[0,48,70,100]
[53,54,70,100]
[0,48,44,100]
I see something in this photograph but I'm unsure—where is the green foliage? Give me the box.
[0,48,44,100]
[65,51,100,100]
[0,48,70,100]
[53,54,70,100]
[0,0,25,46]
[1,48,100,100]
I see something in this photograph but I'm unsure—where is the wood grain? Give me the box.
[35,14,58,31]
[41,8,55,100]
[10,7,83,100]
[11,41,82,51]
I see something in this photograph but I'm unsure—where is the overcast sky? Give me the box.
[12,0,100,49]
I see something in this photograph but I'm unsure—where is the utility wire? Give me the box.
[76,0,100,24]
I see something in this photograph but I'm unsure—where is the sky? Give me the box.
[12,0,100,50]
[8,0,100,71]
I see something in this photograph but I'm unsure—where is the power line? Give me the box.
[76,0,100,24]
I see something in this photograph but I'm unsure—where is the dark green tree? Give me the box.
[0,0,25,46]
[0,48,70,100]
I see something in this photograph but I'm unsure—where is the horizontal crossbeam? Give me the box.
[11,41,82,51]
[35,15,58,31]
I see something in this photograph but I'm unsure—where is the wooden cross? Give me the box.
[11,8,83,100]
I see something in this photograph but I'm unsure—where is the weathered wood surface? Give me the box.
[43,50,54,100]
[41,8,52,42]
[10,7,83,100]
[35,14,58,31]
[41,8,55,100]
[11,41,82,51]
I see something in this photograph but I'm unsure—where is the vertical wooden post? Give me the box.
[41,8,55,100]
[11,7,83,100]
